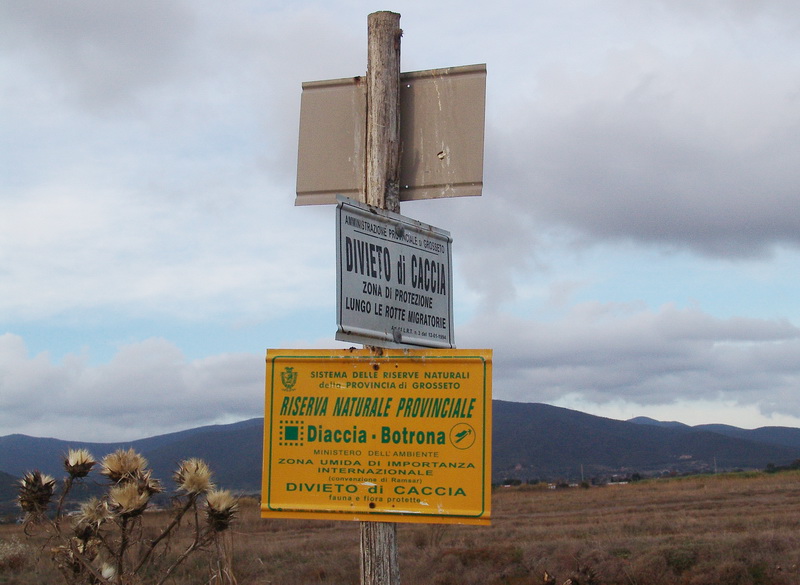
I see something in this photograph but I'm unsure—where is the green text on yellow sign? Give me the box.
[262,348,492,525]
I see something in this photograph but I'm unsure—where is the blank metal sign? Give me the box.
[296,64,486,205]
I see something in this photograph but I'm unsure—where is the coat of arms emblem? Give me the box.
[280,366,298,391]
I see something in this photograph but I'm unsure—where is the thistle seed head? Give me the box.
[135,468,163,496]
[205,489,238,532]
[73,497,112,538]
[100,448,148,483]
[17,471,56,513]
[64,448,96,479]
[174,458,214,494]
[109,481,150,518]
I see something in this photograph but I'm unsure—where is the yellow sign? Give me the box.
[261,348,492,525]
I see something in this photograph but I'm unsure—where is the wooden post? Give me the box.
[360,10,402,585]
[365,11,402,214]
[360,520,399,585]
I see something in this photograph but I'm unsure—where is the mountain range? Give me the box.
[3,400,800,517]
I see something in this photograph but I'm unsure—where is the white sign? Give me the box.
[336,197,454,348]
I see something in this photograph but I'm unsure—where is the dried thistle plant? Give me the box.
[73,497,112,539]
[100,448,148,483]
[109,481,151,518]
[135,468,163,496]
[17,471,56,514]
[206,489,239,532]
[64,449,96,479]
[174,458,214,495]
[19,448,237,585]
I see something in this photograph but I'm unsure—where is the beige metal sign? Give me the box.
[296,64,486,205]
[261,348,492,525]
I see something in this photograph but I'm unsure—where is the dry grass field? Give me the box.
[3,470,800,584]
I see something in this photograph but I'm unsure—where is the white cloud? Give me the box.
[487,45,800,256]
[5,297,800,442]
[0,334,263,441]
[0,0,197,110]
[461,304,800,415]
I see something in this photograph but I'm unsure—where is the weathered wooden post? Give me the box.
[365,11,402,214]
[360,11,402,585]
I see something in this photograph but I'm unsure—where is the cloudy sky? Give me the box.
[2,0,800,442]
